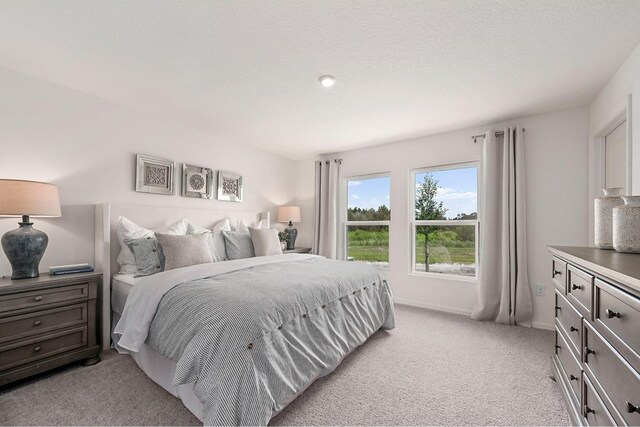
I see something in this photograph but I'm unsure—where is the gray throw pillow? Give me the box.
[222,230,255,260]
[155,233,214,271]
[124,237,165,277]
[249,227,283,257]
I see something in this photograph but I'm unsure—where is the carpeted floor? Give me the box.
[0,305,569,426]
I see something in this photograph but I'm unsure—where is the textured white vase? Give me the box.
[594,188,624,249]
[613,196,640,253]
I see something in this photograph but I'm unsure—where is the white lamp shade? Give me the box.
[0,179,61,217]
[278,206,301,223]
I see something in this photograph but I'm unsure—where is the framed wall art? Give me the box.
[182,164,214,199]
[135,154,175,195]
[217,171,243,202]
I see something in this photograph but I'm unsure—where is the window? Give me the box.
[410,164,478,279]
[345,174,390,269]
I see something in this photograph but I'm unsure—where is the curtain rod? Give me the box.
[321,158,343,164]
[471,128,525,143]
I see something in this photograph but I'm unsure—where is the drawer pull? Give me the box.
[627,402,640,414]
[553,269,562,277]
[554,305,562,313]
[569,374,579,381]
[34,346,41,352]
[571,284,582,291]
[33,320,42,326]
[584,347,596,360]
[585,406,595,416]
[34,296,43,302]
[570,326,579,332]
[605,309,621,319]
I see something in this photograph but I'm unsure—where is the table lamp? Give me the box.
[0,179,61,279]
[278,206,301,250]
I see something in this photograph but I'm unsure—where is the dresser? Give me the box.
[0,272,102,386]
[549,246,640,426]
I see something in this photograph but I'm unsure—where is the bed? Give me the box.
[96,203,395,425]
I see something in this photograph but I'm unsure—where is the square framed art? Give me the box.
[182,164,214,199]
[217,171,243,202]
[135,154,175,195]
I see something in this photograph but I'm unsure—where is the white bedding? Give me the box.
[111,274,135,315]
[114,253,316,353]
[111,273,204,421]
[110,254,385,424]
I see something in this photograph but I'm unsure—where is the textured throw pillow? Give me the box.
[155,233,214,271]
[124,237,165,277]
[116,216,188,274]
[222,230,255,260]
[249,227,283,257]
[186,221,222,262]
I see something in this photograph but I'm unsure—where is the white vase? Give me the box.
[594,188,624,249]
[613,196,640,253]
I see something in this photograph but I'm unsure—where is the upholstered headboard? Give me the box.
[94,202,270,349]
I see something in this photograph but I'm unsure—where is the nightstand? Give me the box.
[0,272,102,386]
[283,247,312,254]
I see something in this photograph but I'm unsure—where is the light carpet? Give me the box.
[0,305,569,426]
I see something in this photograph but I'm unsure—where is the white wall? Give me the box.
[0,67,297,277]
[588,41,640,243]
[307,106,590,329]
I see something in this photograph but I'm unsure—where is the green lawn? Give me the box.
[415,244,475,265]
[347,229,475,265]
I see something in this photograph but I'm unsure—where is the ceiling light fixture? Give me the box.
[319,75,336,87]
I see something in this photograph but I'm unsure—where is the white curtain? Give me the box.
[313,159,341,258]
[471,127,533,326]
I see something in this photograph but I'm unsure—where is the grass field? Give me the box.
[347,228,475,265]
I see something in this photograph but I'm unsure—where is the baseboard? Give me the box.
[395,298,554,331]
[393,298,472,317]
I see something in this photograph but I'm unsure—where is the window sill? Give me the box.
[409,271,477,283]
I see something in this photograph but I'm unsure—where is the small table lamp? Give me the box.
[278,206,301,250]
[0,179,61,279]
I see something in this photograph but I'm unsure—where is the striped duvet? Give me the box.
[115,254,395,426]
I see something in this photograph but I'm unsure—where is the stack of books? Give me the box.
[49,263,94,276]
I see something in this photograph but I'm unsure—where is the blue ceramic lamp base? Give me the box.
[285,222,298,250]
[1,215,48,280]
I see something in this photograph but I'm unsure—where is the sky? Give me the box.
[348,166,477,219]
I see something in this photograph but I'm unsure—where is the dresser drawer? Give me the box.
[583,322,640,426]
[583,373,616,426]
[0,284,88,314]
[555,290,582,357]
[556,326,582,405]
[567,265,593,319]
[552,256,567,294]
[0,327,87,371]
[0,303,87,344]
[594,278,640,373]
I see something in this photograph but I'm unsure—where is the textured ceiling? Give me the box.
[1,0,640,160]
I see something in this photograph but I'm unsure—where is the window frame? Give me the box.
[343,172,391,270]
[408,161,480,282]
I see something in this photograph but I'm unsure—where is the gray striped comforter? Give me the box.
[145,256,395,425]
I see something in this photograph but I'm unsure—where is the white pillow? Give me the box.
[249,227,283,257]
[235,218,249,233]
[236,218,268,232]
[186,220,224,262]
[187,218,232,260]
[116,216,188,274]
[212,218,232,259]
